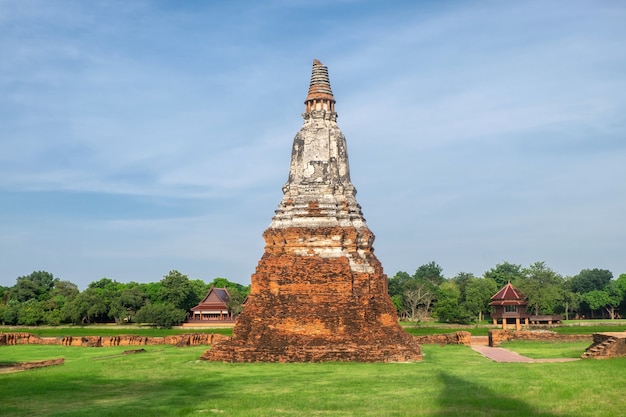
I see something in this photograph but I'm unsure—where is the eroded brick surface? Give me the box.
[0,332,228,347]
[203,226,422,362]
[489,329,591,346]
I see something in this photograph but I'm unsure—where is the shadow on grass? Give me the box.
[435,372,573,417]
[2,373,227,417]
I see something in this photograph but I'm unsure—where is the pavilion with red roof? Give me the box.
[489,282,530,330]
[187,287,234,324]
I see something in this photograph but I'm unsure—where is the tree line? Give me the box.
[389,261,626,324]
[0,270,249,328]
[2,261,625,327]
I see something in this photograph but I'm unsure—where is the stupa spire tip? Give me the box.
[305,59,335,111]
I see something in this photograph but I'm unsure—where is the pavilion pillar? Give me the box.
[502,319,507,330]
[515,318,521,331]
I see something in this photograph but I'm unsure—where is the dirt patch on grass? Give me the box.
[0,358,65,374]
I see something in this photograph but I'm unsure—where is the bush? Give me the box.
[135,303,186,328]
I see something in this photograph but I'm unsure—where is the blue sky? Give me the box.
[1,0,625,289]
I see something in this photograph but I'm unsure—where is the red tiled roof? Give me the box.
[489,282,527,306]
[191,287,230,311]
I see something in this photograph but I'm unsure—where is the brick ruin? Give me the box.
[0,332,229,347]
[202,60,422,362]
[581,332,626,359]
[488,329,591,347]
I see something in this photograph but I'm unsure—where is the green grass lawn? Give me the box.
[499,340,591,359]
[553,323,626,334]
[2,343,624,416]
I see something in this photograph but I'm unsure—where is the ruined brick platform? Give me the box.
[203,228,422,362]
[202,60,422,362]
[581,332,626,359]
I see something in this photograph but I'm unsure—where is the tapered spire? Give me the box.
[273,59,360,229]
[304,59,336,113]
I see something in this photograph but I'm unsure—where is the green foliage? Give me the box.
[483,261,523,288]
[515,261,564,315]
[463,277,498,322]
[583,281,622,319]
[109,283,149,323]
[2,299,20,325]
[16,299,46,325]
[159,270,201,311]
[569,268,613,293]
[13,270,58,302]
[2,269,254,326]
[388,262,444,321]
[135,302,187,328]
[414,261,445,286]
[433,281,472,324]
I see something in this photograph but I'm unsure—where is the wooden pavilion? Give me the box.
[489,282,530,331]
[188,288,234,323]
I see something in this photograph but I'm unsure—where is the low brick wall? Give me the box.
[2,331,476,349]
[413,331,471,346]
[0,332,229,348]
[489,329,591,347]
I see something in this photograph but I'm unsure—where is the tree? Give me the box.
[483,262,523,288]
[2,299,20,325]
[388,271,412,299]
[403,285,432,322]
[50,280,79,300]
[17,299,46,325]
[109,283,148,323]
[570,269,613,294]
[141,282,163,303]
[0,285,10,303]
[209,277,231,289]
[515,262,564,316]
[433,281,470,323]
[13,271,58,302]
[583,281,622,319]
[159,270,199,312]
[62,287,109,324]
[464,277,498,322]
[453,272,475,303]
[414,262,445,287]
[562,277,581,320]
[617,273,626,317]
[388,264,443,321]
[226,287,246,317]
[135,303,186,328]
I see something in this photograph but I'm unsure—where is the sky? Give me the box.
[1,0,625,289]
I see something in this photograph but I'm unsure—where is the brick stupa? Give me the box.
[203,60,422,362]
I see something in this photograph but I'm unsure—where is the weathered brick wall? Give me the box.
[489,329,591,346]
[0,332,229,347]
[203,227,422,363]
[414,331,471,346]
